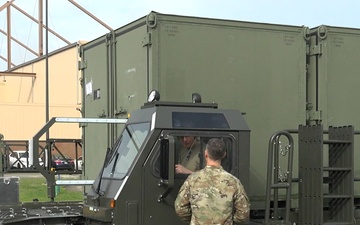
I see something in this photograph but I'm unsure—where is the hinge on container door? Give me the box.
[79,122,87,128]
[143,33,152,47]
[309,44,322,56]
[78,60,87,70]
[307,110,322,124]
[306,103,322,124]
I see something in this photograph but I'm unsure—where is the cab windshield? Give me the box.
[102,122,150,179]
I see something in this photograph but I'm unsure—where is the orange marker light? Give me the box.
[110,199,116,209]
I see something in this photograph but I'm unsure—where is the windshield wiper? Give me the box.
[95,147,111,196]
[110,153,120,175]
[126,127,141,151]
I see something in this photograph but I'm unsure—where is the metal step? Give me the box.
[270,183,290,189]
[323,140,351,144]
[323,167,352,171]
[323,194,352,199]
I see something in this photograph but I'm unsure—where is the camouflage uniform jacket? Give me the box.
[175,165,250,225]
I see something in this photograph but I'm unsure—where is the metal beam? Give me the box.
[68,0,113,31]
[55,117,127,123]
[11,3,71,45]
[56,180,94,186]
[0,29,39,56]
[0,55,16,66]
[0,72,36,77]
[0,0,14,12]
[32,117,127,199]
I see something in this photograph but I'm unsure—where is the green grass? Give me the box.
[19,177,84,202]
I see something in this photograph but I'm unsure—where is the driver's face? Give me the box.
[180,136,195,148]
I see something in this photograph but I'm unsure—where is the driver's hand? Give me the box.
[175,164,193,174]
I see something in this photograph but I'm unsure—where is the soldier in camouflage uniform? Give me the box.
[175,138,250,224]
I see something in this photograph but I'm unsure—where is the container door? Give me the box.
[114,21,150,119]
[81,37,110,179]
[308,25,360,195]
[81,19,150,180]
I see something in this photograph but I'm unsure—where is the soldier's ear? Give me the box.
[222,151,227,159]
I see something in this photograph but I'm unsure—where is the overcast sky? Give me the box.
[1,0,360,71]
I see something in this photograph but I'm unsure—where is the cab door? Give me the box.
[142,131,238,225]
[142,134,185,225]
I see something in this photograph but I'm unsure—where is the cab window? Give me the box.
[102,122,150,179]
[151,134,234,178]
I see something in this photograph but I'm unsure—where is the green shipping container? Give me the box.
[80,11,322,208]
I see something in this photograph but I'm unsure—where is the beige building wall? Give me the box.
[0,43,82,141]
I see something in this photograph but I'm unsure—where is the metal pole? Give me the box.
[45,0,49,125]
[45,1,49,138]
[38,0,43,56]
[45,0,52,201]
[0,133,4,177]
[6,3,11,69]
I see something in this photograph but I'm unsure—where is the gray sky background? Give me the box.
[1,0,359,70]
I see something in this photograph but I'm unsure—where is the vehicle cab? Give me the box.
[83,92,250,224]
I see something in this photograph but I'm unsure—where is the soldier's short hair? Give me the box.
[206,138,226,161]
